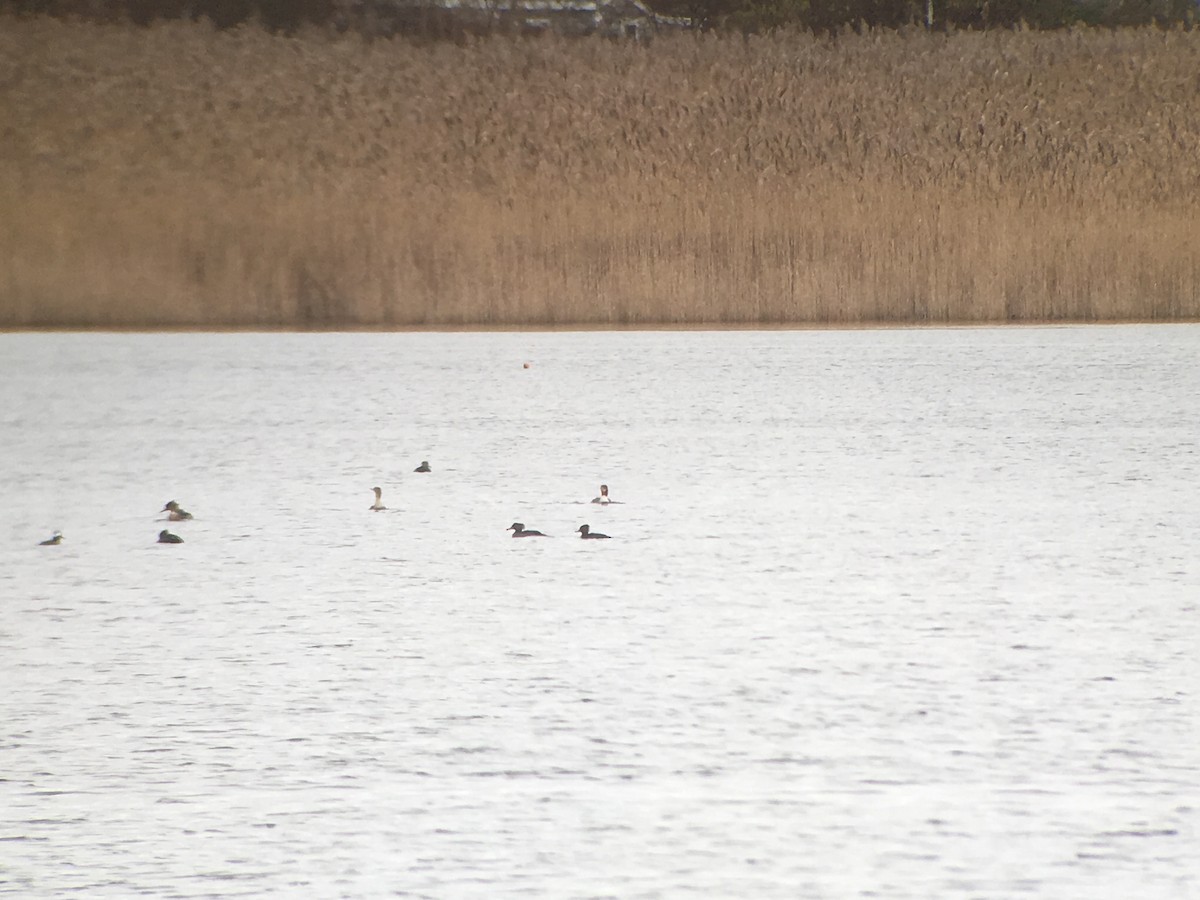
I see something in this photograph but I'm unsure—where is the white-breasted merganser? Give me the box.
[162,500,193,520]
[508,522,548,537]
[577,524,611,539]
[370,486,387,511]
[158,529,184,544]
[414,461,431,473]
[39,531,63,546]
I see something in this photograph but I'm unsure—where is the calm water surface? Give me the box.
[1,327,1197,898]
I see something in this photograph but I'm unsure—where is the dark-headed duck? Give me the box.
[370,486,387,511]
[414,461,431,473]
[158,529,184,544]
[508,522,548,537]
[162,500,193,521]
[577,524,611,539]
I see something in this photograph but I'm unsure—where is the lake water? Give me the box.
[1,326,1197,898]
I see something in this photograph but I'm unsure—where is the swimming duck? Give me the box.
[370,486,387,511]
[158,529,184,544]
[577,524,611,539]
[162,500,193,521]
[414,460,431,473]
[591,484,613,504]
[39,531,63,546]
[508,522,548,537]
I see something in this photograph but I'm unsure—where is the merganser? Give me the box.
[370,486,387,511]
[39,531,63,546]
[591,484,612,504]
[508,522,548,537]
[414,461,431,473]
[158,529,184,544]
[162,500,193,521]
[577,524,611,539]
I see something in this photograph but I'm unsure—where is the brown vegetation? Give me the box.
[3,17,1200,328]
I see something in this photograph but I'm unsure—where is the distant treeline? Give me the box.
[3,0,1196,33]
[3,0,334,31]
[665,0,1198,33]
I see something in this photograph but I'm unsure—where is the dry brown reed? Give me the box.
[3,17,1200,327]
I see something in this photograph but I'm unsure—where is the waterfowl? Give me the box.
[414,461,431,473]
[162,500,193,521]
[158,529,184,544]
[508,522,548,537]
[39,531,63,546]
[370,486,387,511]
[577,524,611,539]
[591,484,612,504]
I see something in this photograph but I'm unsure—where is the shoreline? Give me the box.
[6,319,1198,335]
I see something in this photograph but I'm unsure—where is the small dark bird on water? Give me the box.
[577,524,611,539]
[508,522,548,537]
[414,460,431,473]
[162,500,193,521]
[158,529,184,544]
[39,531,63,546]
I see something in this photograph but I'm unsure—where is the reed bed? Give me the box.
[3,17,1200,327]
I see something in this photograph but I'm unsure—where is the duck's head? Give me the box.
[508,522,525,532]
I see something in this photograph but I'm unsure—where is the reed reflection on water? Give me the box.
[1,326,1197,898]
